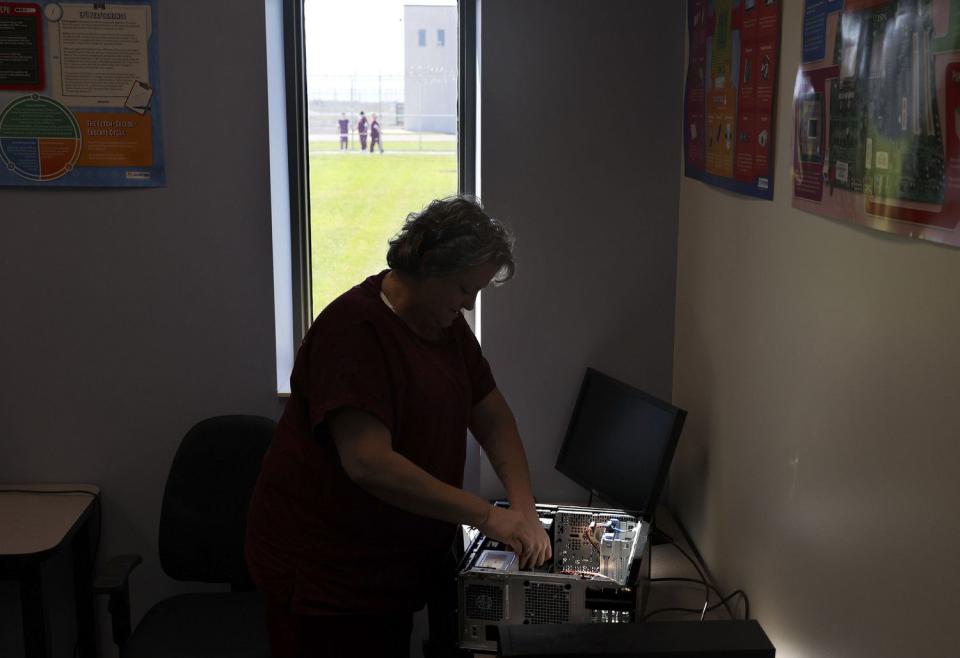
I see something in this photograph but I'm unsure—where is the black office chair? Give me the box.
[95,415,276,658]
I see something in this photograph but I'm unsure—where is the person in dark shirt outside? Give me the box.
[245,195,551,658]
[338,112,349,150]
[357,111,369,151]
[369,113,383,153]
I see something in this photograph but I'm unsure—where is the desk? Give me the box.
[489,508,771,656]
[0,484,100,658]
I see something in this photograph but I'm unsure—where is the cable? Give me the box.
[656,543,751,619]
[651,522,752,621]
[661,504,736,618]
[666,539,707,584]
[710,589,749,618]
[639,588,749,622]
[650,576,723,600]
[652,526,675,543]
[663,538,711,610]
[640,606,704,622]
[655,505,750,619]
[649,577,752,619]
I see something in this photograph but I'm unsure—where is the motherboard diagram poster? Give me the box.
[793,0,960,247]
[0,1,163,187]
[685,0,782,200]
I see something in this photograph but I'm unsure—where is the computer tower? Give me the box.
[458,503,651,654]
[456,369,687,653]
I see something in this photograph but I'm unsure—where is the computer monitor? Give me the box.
[555,368,686,516]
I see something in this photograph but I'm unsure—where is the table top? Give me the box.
[0,484,99,557]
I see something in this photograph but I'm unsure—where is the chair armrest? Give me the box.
[94,554,142,593]
[94,554,142,648]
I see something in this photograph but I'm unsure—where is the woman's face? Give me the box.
[415,261,501,329]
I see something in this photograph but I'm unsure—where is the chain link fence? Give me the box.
[307,74,456,151]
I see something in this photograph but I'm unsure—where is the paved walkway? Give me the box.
[311,149,454,156]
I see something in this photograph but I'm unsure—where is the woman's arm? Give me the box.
[331,406,490,525]
[469,387,536,512]
[469,387,552,566]
[330,406,549,567]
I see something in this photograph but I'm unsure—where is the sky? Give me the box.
[304,0,454,78]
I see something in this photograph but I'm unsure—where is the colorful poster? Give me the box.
[793,0,960,247]
[684,0,782,199]
[0,1,163,187]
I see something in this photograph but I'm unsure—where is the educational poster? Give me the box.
[793,0,960,247]
[0,1,163,187]
[684,0,782,200]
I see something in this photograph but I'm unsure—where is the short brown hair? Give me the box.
[386,196,515,284]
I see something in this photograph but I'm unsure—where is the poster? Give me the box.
[793,0,960,247]
[684,0,782,200]
[0,1,163,187]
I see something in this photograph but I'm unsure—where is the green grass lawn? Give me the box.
[309,151,458,314]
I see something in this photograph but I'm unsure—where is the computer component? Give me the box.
[458,369,687,653]
[476,549,519,573]
[458,504,649,653]
[553,510,637,579]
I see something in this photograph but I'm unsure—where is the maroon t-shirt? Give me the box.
[245,271,496,614]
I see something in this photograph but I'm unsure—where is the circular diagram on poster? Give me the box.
[0,95,82,182]
[44,3,63,21]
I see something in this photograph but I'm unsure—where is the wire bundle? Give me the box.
[641,528,750,623]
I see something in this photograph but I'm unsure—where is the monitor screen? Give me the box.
[555,368,686,514]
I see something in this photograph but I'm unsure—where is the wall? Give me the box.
[0,0,687,655]
[0,2,283,656]
[670,1,960,656]
[478,0,685,502]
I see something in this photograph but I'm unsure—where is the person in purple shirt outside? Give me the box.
[357,111,369,151]
[338,113,349,151]
[370,113,383,153]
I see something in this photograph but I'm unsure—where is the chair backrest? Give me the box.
[158,415,276,588]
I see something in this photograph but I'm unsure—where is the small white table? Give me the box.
[0,484,100,658]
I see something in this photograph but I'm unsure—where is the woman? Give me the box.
[245,196,551,657]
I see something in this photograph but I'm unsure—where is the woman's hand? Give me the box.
[479,506,553,570]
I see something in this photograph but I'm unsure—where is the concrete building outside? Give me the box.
[404,5,457,134]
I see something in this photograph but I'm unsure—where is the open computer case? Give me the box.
[457,368,687,653]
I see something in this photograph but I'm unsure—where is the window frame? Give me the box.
[283,0,313,353]
[269,0,478,394]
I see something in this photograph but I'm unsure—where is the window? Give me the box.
[266,0,478,394]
